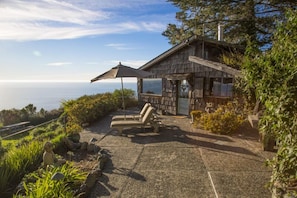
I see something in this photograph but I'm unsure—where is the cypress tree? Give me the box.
[163,0,297,49]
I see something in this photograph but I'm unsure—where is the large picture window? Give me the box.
[206,78,233,97]
[142,78,162,95]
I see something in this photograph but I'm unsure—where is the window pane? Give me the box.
[179,80,189,98]
[142,78,162,95]
[222,78,233,97]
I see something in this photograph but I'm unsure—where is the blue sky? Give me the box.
[0,0,178,82]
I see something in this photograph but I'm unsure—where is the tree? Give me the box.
[163,0,296,48]
[242,9,297,196]
[0,109,22,125]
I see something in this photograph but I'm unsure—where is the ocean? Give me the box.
[0,82,137,111]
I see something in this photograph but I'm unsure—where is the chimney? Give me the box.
[218,23,223,41]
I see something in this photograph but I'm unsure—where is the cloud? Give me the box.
[33,50,41,56]
[47,62,72,66]
[105,43,135,50]
[0,0,174,41]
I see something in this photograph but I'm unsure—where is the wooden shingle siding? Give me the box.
[138,37,243,115]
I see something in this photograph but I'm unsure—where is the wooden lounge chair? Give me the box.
[112,103,151,121]
[110,106,159,134]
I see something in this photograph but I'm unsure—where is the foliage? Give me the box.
[0,137,6,158]
[220,51,244,70]
[15,162,87,198]
[0,104,62,126]
[0,141,44,195]
[112,88,137,109]
[0,121,67,196]
[62,92,117,133]
[242,9,297,196]
[198,102,244,135]
[163,0,296,48]
[62,89,137,134]
[190,110,203,127]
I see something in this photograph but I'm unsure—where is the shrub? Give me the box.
[16,162,87,197]
[31,127,47,137]
[190,110,203,127]
[62,91,131,133]
[0,141,44,195]
[0,137,6,158]
[199,102,244,135]
[0,121,67,197]
[112,88,137,109]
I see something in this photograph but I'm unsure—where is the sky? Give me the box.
[0,0,178,82]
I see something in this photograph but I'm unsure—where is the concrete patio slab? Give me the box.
[81,111,275,198]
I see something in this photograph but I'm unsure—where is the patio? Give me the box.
[80,109,275,198]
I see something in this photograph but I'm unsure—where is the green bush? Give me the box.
[190,110,204,127]
[0,141,44,195]
[31,127,47,137]
[199,102,244,135]
[0,137,6,158]
[242,10,297,195]
[112,88,137,108]
[16,162,87,198]
[0,121,67,197]
[62,90,136,134]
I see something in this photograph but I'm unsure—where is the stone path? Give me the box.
[80,110,275,198]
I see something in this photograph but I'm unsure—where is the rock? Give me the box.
[51,172,65,181]
[67,133,80,143]
[93,145,101,153]
[87,143,95,153]
[97,153,108,170]
[89,137,97,143]
[85,169,101,188]
[73,142,81,150]
[64,137,80,151]
[80,142,88,151]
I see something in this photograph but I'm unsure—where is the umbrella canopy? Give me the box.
[91,62,153,82]
[90,62,153,112]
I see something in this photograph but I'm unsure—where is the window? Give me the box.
[206,78,233,97]
[142,78,162,95]
[179,79,189,98]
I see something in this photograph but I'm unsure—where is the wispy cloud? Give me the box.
[105,43,135,50]
[0,0,174,41]
[47,62,72,66]
[33,50,41,56]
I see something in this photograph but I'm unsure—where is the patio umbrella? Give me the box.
[90,62,153,112]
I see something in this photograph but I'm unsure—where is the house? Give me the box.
[137,35,244,116]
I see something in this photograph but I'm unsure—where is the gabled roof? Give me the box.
[139,35,244,71]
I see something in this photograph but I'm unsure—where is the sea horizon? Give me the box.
[0,81,137,111]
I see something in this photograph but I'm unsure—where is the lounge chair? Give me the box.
[112,103,151,121]
[110,106,160,134]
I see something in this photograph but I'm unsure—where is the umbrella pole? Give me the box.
[120,77,126,117]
